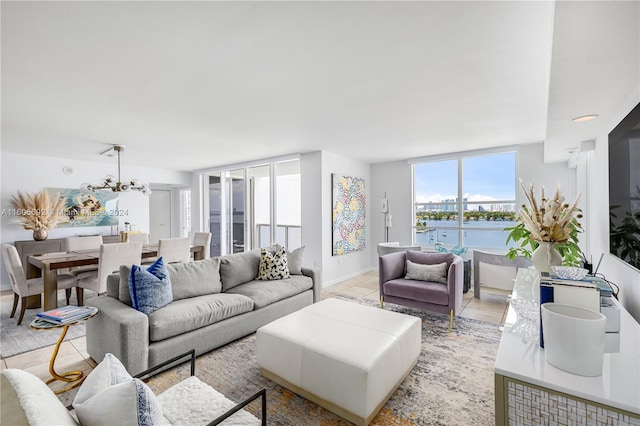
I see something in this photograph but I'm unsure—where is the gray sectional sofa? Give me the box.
[86,249,321,375]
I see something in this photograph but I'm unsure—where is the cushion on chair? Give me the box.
[73,353,132,405]
[74,379,164,426]
[383,278,450,305]
[1,369,78,426]
[406,251,454,269]
[405,260,448,284]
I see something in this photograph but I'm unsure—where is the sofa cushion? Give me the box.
[1,369,78,426]
[226,275,313,309]
[119,258,222,306]
[257,247,290,280]
[405,260,448,285]
[220,249,260,291]
[147,294,254,342]
[167,257,222,300]
[129,257,173,315]
[383,278,449,306]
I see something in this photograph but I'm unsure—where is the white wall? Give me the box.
[1,151,191,290]
[581,90,640,322]
[300,151,372,287]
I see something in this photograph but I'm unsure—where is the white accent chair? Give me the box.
[1,244,78,325]
[76,242,142,305]
[193,232,212,259]
[472,249,532,299]
[377,242,421,256]
[157,237,191,263]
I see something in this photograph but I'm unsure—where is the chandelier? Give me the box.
[81,145,149,194]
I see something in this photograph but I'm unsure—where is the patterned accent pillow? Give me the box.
[128,256,173,314]
[257,247,291,280]
[405,260,448,285]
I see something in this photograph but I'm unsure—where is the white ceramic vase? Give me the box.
[541,303,607,376]
[531,241,562,274]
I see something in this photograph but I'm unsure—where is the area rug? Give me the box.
[140,296,502,425]
[1,292,88,359]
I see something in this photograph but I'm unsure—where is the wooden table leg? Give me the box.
[42,266,59,311]
[46,325,85,394]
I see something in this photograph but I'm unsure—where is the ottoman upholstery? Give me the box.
[256,298,421,425]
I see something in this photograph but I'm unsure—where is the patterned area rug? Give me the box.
[144,296,502,425]
[0,292,88,359]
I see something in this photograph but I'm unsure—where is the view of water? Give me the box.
[415,219,517,250]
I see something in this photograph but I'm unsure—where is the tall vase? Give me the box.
[33,229,48,241]
[531,241,562,274]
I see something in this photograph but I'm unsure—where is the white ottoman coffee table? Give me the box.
[256,298,421,425]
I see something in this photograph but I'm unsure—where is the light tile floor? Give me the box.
[1,272,509,389]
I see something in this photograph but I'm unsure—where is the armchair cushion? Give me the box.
[405,260,448,284]
[74,379,164,426]
[406,250,454,269]
[73,353,131,405]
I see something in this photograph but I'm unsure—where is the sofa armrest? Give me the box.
[378,252,407,296]
[448,256,464,314]
[301,267,322,303]
[86,295,149,375]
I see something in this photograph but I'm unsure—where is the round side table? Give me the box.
[30,306,98,394]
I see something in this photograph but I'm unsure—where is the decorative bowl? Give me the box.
[551,266,589,281]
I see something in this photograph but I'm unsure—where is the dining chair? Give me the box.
[157,237,191,263]
[1,244,78,325]
[127,233,150,244]
[75,242,142,305]
[66,235,103,276]
[192,232,212,259]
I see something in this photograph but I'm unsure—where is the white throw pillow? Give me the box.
[74,379,164,426]
[73,353,132,406]
[1,369,78,426]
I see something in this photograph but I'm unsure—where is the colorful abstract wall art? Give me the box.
[332,174,366,255]
[47,188,119,227]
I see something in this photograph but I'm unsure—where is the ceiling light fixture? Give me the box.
[572,114,598,123]
[81,145,149,194]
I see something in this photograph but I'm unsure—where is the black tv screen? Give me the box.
[609,101,640,271]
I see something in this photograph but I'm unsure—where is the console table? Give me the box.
[494,269,640,425]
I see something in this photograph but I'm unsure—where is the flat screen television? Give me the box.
[608,101,640,271]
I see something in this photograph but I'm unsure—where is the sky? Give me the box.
[414,152,516,204]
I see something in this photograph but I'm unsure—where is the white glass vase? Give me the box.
[531,241,562,274]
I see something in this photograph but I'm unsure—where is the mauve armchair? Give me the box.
[379,250,463,331]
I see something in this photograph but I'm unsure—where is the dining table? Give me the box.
[27,244,205,311]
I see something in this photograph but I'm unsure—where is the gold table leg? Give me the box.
[46,325,85,394]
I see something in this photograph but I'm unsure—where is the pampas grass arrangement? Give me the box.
[9,190,68,231]
[518,181,582,243]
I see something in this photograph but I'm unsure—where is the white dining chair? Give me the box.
[66,235,103,276]
[192,232,212,259]
[158,237,191,263]
[127,233,150,244]
[1,244,78,325]
[75,242,142,304]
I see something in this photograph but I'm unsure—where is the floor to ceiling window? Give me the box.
[205,157,301,256]
[412,150,517,251]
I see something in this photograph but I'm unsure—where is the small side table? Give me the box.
[30,306,98,394]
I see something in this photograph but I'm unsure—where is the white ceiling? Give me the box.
[1,1,638,172]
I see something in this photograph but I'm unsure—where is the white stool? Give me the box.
[256,298,421,425]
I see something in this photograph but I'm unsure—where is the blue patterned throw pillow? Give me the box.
[128,256,173,314]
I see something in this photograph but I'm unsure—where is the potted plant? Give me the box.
[504,181,583,271]
[9,190,68,240]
